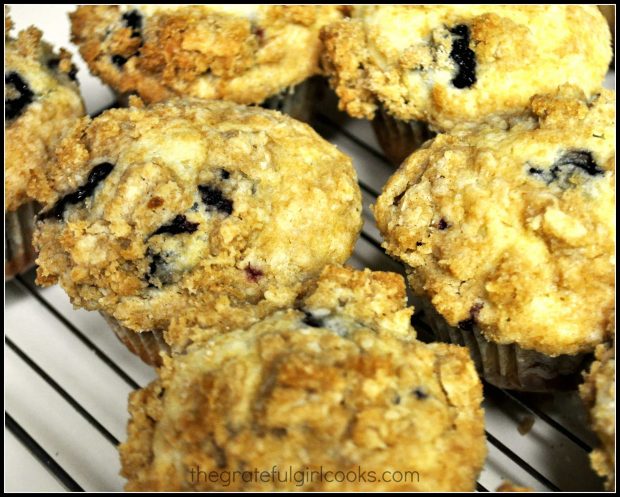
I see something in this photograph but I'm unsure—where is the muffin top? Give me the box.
[374,86,615,356]
[34,99,362,351]
[580,343,615,491]
[70,5,343,104]
[5,13,85,212]
[321,5,612,131]
[120,265,486,491]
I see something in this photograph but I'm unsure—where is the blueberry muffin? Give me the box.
[580,343,615,491]
[374,85,615,391]
[5,12,85,279]
[321,5,612,165]
[33,98,362,365]
[120,265,486,491]
[69,5,344,122]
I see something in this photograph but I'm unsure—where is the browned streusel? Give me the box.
[120,265,486,491]
[33,99,362,353]
[5,11,84,212]
[321,6,611,131]
[580,344,616,491]
[70,5,343,104]
[374,86,615,357]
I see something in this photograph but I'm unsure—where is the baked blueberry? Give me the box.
[39,162,114,221]
[122,10,143,37]
[449,24,477,89]
[198,185,233,215]
[153,215,199,236]
[5,72,34,121]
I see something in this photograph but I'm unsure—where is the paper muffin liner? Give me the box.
[5,201,39,280]
[411,291,588,392]
[100,312,170,367]
[261,77,322,123]
[371,105,435,166]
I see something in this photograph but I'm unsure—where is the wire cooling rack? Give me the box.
[5,5,615,492]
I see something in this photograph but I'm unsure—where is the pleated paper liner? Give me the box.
[5,201,39,280]
[371,105,435,166]
[412,291,588,392]
[101,312,170,367]
[261,77,324,123]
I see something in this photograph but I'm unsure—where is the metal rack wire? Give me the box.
[6,102,609,492]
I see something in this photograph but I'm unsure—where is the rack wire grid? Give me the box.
[5,5,615,492]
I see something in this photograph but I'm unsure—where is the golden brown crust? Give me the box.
[5,13,85,211]
[33,99,362,353]
[374,86,615,356]
[70,5,343,104]
[580,344,615,490]
[321,6,612,130]
[120,266,486,491]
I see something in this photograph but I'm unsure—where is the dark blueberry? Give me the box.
[470,302,484,318]
[416,241,424,247]
[68,64,79,82]
[219,169,231,180]
[301,310,323,328]
[449,24,477,89]
[145,250,163,288]
[5,72,34,121]
[528,150,604,189]
[553,150,604,177]
[245,264,263,282]
[153,214,199,236]
[145,249,175,286]
[393,394,401,405]
[198,185,233,215]
[412,388,428,400]
[112,54,128,67]
[122,10,143,37]
[437,218,449,230]
[38,162,114,221]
